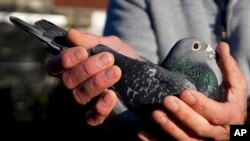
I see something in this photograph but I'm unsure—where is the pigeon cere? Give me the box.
[10,16,224,140]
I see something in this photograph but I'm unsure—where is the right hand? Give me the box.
[138,42,248,141]
[47,29,140,126]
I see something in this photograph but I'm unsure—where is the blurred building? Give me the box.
[0,1,112,139]
[0,0,108,35]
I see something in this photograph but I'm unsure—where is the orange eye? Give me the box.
[192,41,201,51]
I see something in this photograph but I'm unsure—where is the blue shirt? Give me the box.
[104,0,250,97]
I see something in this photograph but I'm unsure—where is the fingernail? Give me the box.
[185,92,196,105]
[74,48,85,61]
[167,100,179,112]
[98,52,113,67]
[105,67,117,80]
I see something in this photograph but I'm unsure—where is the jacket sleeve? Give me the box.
[103,0,159,63]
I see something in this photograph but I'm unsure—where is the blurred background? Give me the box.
[0,0,114,139]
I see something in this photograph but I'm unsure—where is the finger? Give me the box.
[160,96,229,139]
[181,90,246,125]
[67,29,123,50]
[180,90,232,124]
[216,42,247,90]
[62,52,115,89]
[67,29,140,59]
[85,90,117,126]
[67,29,100,49]
[137,131,159,141]
[47,47,88,76]
[72,65,121,105]
[216,42,247,122]
[100,36,140,59]
[152,110,202,141]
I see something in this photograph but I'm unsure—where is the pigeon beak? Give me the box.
[205,45,216,59]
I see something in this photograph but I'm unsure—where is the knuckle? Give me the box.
[195,125,210,137]
[81,61,93,77]
[214,127,230,141]
[164,123,175,133]
[90,75,105,92]
[109,35,121,43]
[210,116,224,124]
[72,86,89,105]
[62,72,74,89]
[178,112,190,123]
[95,105,109,118]
[60,52,72,69]
[86,110,106,126]
[195,102,206,112]
[209,108,230,124]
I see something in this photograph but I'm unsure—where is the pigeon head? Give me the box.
[162,37,216,68]
[161,37,221,101]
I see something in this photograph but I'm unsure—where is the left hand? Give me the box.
[138,42,247,141]
[47,29,140,126]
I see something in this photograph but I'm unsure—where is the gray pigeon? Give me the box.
[89,38,223,140]
[9,16,224,140]
[89,40,222,105]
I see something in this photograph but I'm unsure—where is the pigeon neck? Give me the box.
[163,58,219,100]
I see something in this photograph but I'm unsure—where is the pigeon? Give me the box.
[88,38,223,140]
[89,40,222,105]
[9,16,224,140]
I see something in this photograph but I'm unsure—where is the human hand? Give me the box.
[47,29,140,126]
[138,42,247,141]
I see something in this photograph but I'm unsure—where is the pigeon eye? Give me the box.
[192,41,201,51]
